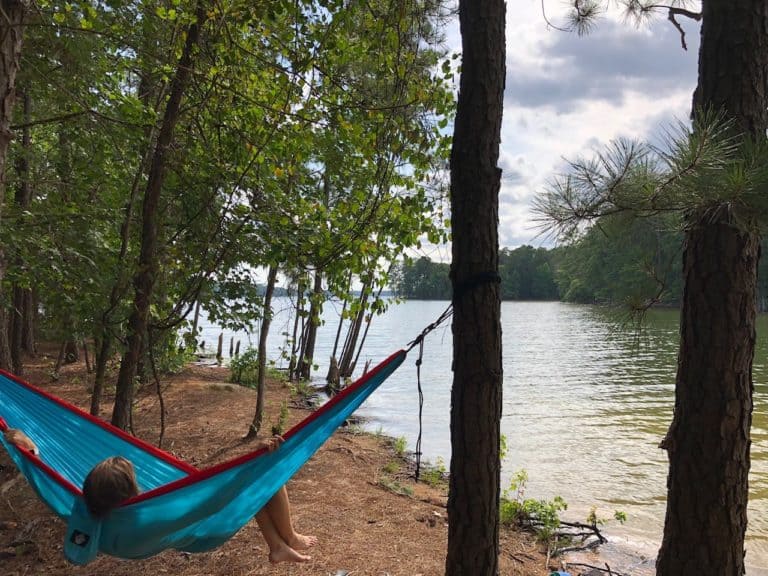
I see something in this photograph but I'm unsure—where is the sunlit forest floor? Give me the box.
[1,347,562,575]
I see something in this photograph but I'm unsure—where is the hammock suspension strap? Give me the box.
[407,304,453,482]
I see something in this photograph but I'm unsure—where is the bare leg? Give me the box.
[263,486,318,550]
[255,509,311,564]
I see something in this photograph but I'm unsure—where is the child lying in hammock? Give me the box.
[82,435,317,564]
[7,429,316,564]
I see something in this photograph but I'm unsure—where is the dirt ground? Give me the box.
[1,348,564,576]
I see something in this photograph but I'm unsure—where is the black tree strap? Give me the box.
[452,271,502,300]
[414,337,425,481]
[406,304,452,482]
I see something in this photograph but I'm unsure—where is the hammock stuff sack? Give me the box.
[0,349,406,565]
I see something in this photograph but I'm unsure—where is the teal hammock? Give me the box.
[0,349,406,565]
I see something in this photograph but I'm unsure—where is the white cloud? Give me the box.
[439,3,702,248]
[484,4,701,248]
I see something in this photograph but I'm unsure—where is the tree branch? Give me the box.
[541,0,569,32]
[667,7,702,51]
[10,111,86,130]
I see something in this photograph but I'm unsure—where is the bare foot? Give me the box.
[269,544,311,564]
[288,533,318,551]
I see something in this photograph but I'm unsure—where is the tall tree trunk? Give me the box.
[0,0,24,219]
[10,88,30,375]
[327,272,352,383]
[338,283,370,378]
[349,280,386,376]
[0,0,26,372]
[22,287,35,355]
[91,332,112,416]
[112,2,207,429]
[0,309,11,370]
[191,299,202,346]
[297,272,323,380]
[445,0,505,574]
[657,2,768,574]
[287,279,304,381]
[247,265,278,438]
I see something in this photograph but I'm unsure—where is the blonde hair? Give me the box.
[82,456,139,518]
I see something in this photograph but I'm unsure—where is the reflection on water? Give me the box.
[199,299,768,574]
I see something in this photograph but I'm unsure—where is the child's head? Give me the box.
[82,456,139,518]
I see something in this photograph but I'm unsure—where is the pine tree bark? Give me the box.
[112,2,208,429]
[0,0,26,372]
[445,0,505,574]
[0,0,24,218]
[657,2,768,574]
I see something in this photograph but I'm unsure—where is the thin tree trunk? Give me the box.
[294,315,310,380]
[82,339,91,373]
[54,340,66,376]
[349,280,386,376]
[248,265,278,438]
[191,299,201,345]
[287,280,303,381]
[297,272,323,380]
[112,2,208,429]
[327,272,352,383]
[0,309,11,371]
[92,1,165,419]
[22,288,35,355]
[91,333,112,416]
[339,283,370,378]
[657,2,768,573]
[446,0,505,574]
[10,88,30,375]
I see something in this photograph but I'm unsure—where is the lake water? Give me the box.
[198,298,768,574]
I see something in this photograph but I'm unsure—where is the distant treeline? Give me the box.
[391,215,768,307]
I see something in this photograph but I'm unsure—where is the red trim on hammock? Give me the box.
[2,411,80,496]
[125,349,407,505]
[0,368,198,475]
[21,445,83,495]
[1,422,81,496]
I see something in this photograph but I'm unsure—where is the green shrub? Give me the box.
[382,461,399,474]
[379,477,413,497]
[290,378,315,399]
[586,506,627,527]
[271,401,290,436]
[229,348,259,387]
[500,469,568,543]
[421,456,447,488]
[500,433,508,461]
[151,333,196,375]
[392,436,408,456]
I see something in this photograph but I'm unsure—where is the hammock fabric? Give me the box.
[0,349,406,565]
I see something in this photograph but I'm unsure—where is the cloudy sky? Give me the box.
[440,1,702,251]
